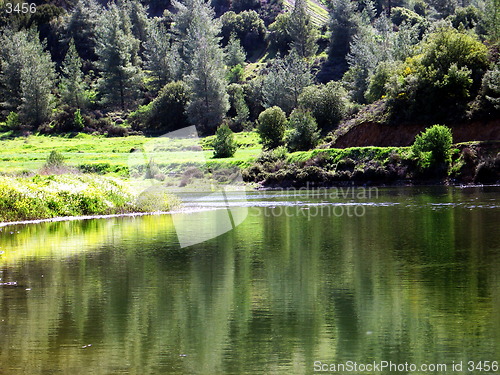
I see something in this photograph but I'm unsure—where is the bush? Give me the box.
[74,109,84,130]
[285,109,320,152]
[45,151,65,168]
[412,125,453,168]
[365,62,400,103]
[386,27,490,121]
[257,106,287,149]
[213,123,238,158]
[135,186,181,212]
[130,81,190,134]
[298,81,347,130]
[5,112,20,130]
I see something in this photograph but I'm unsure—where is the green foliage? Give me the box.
[221,10,266,54]
[482,0,499,42]
[60,39,87,109]
[387,27,490,120]
[344,25,386,103]
[96,3,142,110]
[67,0,102,63]
[45,150,66,168]
[180,0,229,133]
[257,106,287,149]
[144,20,180,91]
[366,61,401,103]
[262,51,312,113]
[5,112,20,130]
[469,65,500,115]
[0,175,154,221]
[1,28,58,127]
[298,81,347,130]
[285,109,320,152]
[328,0,361,78]
[227,64,245,84]
[288,0,319,57]
[224,33,246,67]
[268,13,292,54]
[130,81,190,133]
[213,123,238,158]
[228,84,250,127]
[449,5,482,31]
[391,7,427,27]
[412,125,453,167]
[74,109,84,130]
[135,186,180,212]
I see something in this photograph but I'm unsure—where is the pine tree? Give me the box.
[119,0,151,57]
[60,39,86,108]
[288,0,319,57]
[96,3,142,110]
[0,28,30,111]
[328,0,361,77]
[225,33,246,67]
[18,30,56,126]
[172,0,220,75]
[67,0,102,63]
[262,51,312,113]
[183,0,229,133]
[144,20,180,91]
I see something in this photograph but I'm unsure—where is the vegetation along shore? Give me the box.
[0,0,499,222]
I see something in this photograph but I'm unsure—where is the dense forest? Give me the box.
[0,0,498,146]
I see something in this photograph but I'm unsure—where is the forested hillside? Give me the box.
[0,0,498,143]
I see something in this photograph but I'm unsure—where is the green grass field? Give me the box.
[0,131,263,175]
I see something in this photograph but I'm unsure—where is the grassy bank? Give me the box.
[242,142,500,187]
[0,132,262,175]
[0,174,180,222]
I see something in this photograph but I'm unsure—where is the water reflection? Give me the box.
[0,187,498,374]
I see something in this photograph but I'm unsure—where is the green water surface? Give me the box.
[0,186,499,374]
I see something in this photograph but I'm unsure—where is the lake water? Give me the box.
[0,186,499,374]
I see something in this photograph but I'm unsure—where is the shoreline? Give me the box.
[2,183,498,227]
[0,205,223,228]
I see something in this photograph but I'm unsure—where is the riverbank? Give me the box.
[0,175,180,222]
[0,132,498,223]
[242,141,500,188]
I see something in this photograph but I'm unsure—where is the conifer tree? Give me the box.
[18,30,56,126]
[262,51,312,113]
[328,0,361,77]
[225,33,246,67]
[67,0,102,62]
[60,39,86,108]
[182,0,229,133]
[96,3,142,110]
[172,0,220,75]
[144,21,180,91]
[0,29,30,111]
[288,0,318,57]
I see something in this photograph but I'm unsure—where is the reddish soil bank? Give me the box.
[332,118,500,148]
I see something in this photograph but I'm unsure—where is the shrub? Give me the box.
[5,112,20,130]
[130,81,190,134]
[74,109,84,130]
[213,123,238,158]
[45,151,66,168]
[298,81,347,130]
[257,106,287,149]
[412,125,453,167]
[227,83,250,129]
[227,64,245,83]
[285,109,320,152]
[387,27,490,121]
[365,62,400,103]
